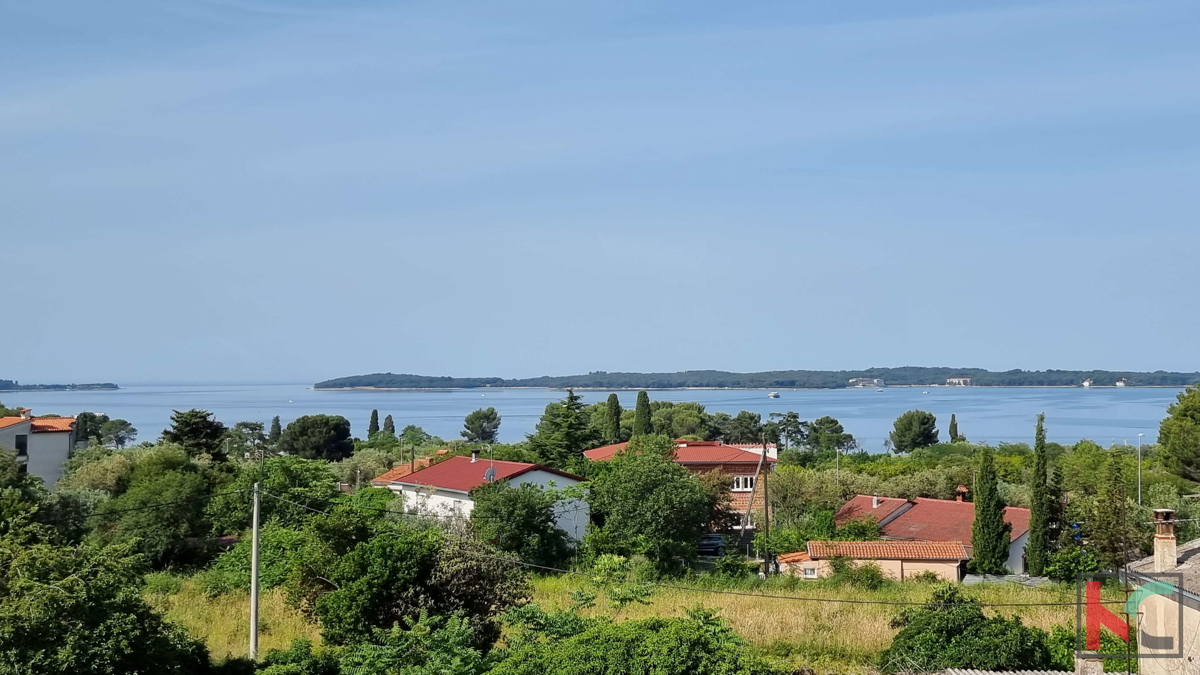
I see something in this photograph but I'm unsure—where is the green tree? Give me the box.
[401,424,431,448]
[879,585,1053,673]
[724,411,762,443]
[806,416,857,452]
[586,436,714,569]
[269,415,283,444]
[368,409,380,437]
[889,410,939,453]
[75,411,110,445]
[971,447,1011,574]
[604,393,622,444]
[206,456,340,534]
[769,411,806,451]
[99,468,211,565]
[632,391,652,437]
[1091,454,1131,570]
[99,418,137,449]
[276,414,354,461]
[1160,386,1200,481]
[527,390,592,468]
[161,408,227,459]
[470,481,571,567]
[383,414,396,435]
[462,407,502,443]
[1026,413,1051,575]
[949,414,960,442]
[0,535,209,675]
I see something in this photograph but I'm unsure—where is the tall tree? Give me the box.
[604,393,622,444]
[268,416,283,444]
[75,412,110,445]
[971,447,1011,574]
[99,419,137,449]
[462,407,502,443]
[632,391,652,437]
[769,411,806,451]
[889,410,939,453]
[1160,386,1200,481]
[1025,413,1050,575]
[724,411,763,443]
[948,414,960,442]
[368,409,380,437]
[161,409,226,459]
[276,414,354,461]
[1091,454,1131,570]
[526,390,591,468]
[383,414,396,435]
[806,416,856,452]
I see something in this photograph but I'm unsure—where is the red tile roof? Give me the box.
[836,495,1030,543]
[807,540,969,560]
[834,495,911,525]
[777,551,812,565]
[370,457,434,484]
[31,417,75,433]
[384,455,583,493]
[583,440,775,464]
[0,417,30,430]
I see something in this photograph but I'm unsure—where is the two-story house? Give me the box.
[0,408,78,487]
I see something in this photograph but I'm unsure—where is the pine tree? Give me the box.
[948,414,960,442]
[368,409,380,437]
[971,447,1012,574]
[1025,413,1050,575]
[604,393,622,444]
[269,416,282,444]
[383,414,395,435]
[632,391,652,437]
[526,389,591,468]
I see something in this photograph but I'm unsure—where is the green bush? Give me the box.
[906,570,942,584]
[713,550,755,578]
[143,571,184,596]
[828,557,888,590]
[1045,546,1101,583]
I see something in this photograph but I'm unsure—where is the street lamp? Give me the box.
[1138,433,1145,506]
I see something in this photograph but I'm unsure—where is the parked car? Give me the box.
[697,533,727,557]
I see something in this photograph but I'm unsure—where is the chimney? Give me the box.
[470,448,479,463]
[1154,509,1177,573]
[19,409,31,420]
[872,495,881,509]
[956,485,969,502]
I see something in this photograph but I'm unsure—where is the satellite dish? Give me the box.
[484,467,497,483]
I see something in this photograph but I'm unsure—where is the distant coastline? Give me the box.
[314,368,1200,391]
[0,379,119,392]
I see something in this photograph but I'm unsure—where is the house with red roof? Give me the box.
[0,409,78,487]
[779,540,971,581]
[584,439,776,517]
[835,492,1033,574]
[371,451,590,541]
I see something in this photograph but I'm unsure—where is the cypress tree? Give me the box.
[1092,455,1129,570]
[1025,413,1050,575]
[971,447,1012,574]
[604,393,622,444]
[368,409,380,437]
[948,414,960,442]
[383,414,395,435]
[632,390,652,437]
[269,415,282,444]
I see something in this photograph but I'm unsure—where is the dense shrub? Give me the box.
[1045,546,1101,583]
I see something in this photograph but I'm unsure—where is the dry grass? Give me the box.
[532,576,1094,674]
[146,580,321,662]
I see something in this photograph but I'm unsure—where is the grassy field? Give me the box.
[531,576,1086,674]
[148,575,1089,673]
[145,580,321,662]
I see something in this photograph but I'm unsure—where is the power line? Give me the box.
[41,489,246,523]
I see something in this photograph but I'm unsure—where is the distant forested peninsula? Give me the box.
[314,367,1200,390]
[0,379,119,391]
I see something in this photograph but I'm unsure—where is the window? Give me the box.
[731,475,756,492]
[14,435,28,457]
[803,566,818,579]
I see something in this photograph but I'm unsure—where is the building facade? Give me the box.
[0,409,77,487]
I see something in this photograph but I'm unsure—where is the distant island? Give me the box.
[314,367,1200,390]
[0,379,119,392]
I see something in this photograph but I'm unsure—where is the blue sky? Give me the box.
[3,0,1198,384]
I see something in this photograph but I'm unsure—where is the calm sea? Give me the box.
[1,384,1182,451]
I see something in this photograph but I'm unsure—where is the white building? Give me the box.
[0,409,78,487]
[946,377,973,387]
[371,453,590,541]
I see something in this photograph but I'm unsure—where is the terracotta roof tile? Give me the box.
[807,540,969,560]
[880,497,1029,542]
[384,455,583,493]
[777,551,812,564]
[370,457,434,484]
[834,495,911,525]
[583,440,775,464]
[31,417,75,433]
[583,442,628,461]
[0,417,29,431]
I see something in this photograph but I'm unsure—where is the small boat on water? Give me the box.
[876,388,884,392]
[768,391,780,399]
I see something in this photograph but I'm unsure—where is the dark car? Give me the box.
[697,533,727,557]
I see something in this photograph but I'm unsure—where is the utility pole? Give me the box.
[1138,433,1144,506]
[249,482,261,661]
[761,431,772,576]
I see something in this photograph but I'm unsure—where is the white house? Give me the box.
[0,409,78,487]
[371,452,590,541]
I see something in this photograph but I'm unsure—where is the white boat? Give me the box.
[768,391,780,399]
[876,388,884,392]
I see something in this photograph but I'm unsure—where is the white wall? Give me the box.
[28,431,75,488]
[0,420,32,471]
[1008,531,1029,574]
